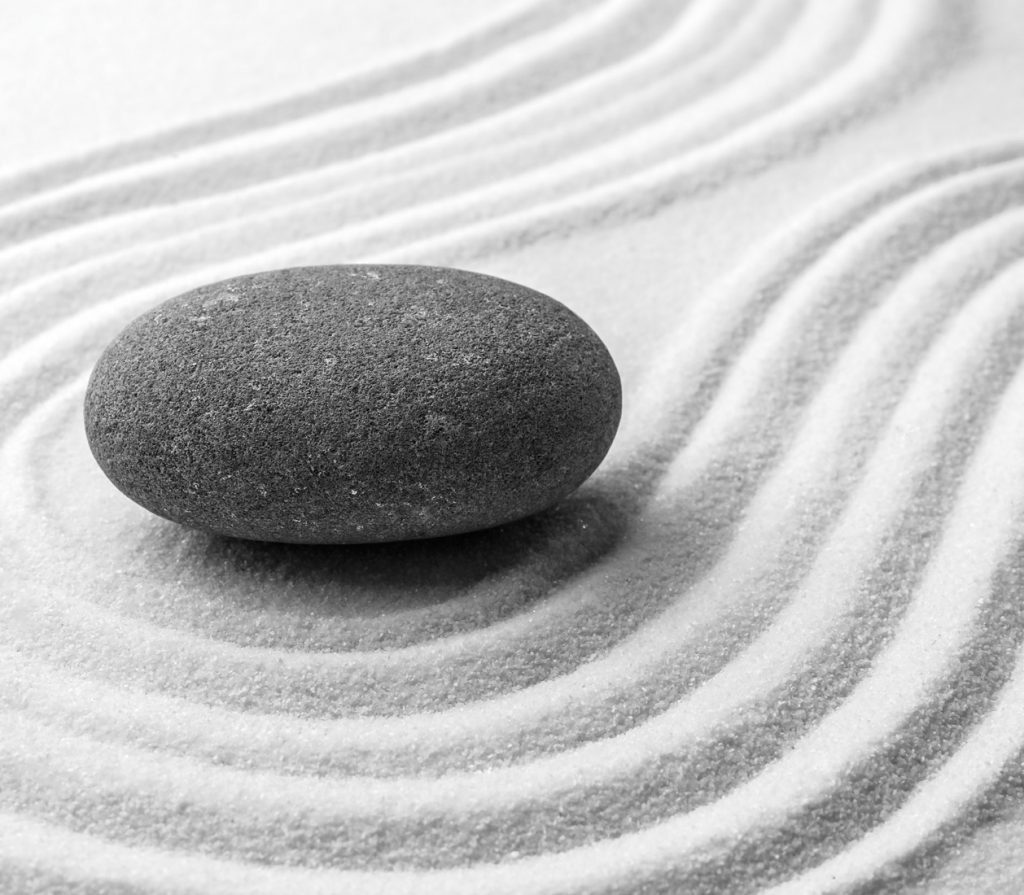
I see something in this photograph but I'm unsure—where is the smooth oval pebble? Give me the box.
[84,265,622,544]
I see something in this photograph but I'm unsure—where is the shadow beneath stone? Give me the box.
[154,480,634,619]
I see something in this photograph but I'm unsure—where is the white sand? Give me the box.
[3,0,1024,892]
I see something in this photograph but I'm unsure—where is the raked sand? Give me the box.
[3,1,1024,892]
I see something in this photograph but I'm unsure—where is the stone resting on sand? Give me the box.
[83,264,621,544]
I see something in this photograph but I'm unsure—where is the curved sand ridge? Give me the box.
[0,1,1012,893]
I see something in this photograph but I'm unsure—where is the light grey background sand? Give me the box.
[3,1,1024,892]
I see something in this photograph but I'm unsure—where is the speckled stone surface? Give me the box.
[83,265,621,543]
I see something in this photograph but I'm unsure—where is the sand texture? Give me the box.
[4,0,1024,892]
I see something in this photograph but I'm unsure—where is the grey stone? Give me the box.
[83,265,621,543]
